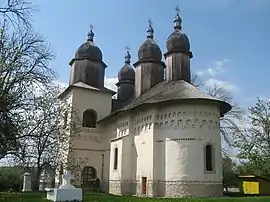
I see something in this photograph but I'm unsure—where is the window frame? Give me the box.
[113,147,118,170]
[204,143,216,174]
[82,109,97,128]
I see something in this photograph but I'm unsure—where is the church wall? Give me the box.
[67,149,105,186]
[109,114,134,195]
[72,87,112,121]
[153,102,222,197]
[62,87,113,189]
[133,108,155,196]
[98,119,116,193]
[109,138,123,195]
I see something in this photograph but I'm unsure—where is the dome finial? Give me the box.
[87,24,94,42]
[174,5,182,30]
[125,46,131,64]
[147,18,154,39]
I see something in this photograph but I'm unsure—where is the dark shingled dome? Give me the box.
[166,29,190,55]
[118,64,135,82]
[138,38,162,62]
[75,41,103,62]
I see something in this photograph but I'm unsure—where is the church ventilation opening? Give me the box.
[82,109,97,128]
[114,148,118,170]
[81,166,97,185]
[205,144,214,171]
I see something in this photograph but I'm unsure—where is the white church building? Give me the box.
[57,11,231,198]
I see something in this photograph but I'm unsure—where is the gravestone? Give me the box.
[22,172,31,192]
[46,170,82,202]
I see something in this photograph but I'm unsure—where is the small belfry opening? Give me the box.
[82,109,97,128]
[113,148,118,170]
[205,144,214,171]
[81,166,97,185]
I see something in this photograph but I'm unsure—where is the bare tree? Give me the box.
[0,0,34,27]
[13,83,83,190]
[191,73,244,150]
[0,22,54,160]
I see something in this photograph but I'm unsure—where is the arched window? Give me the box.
[114,148,118,170]
[82,110,97,128]
[205,144,214,171]
[81,166,97,185]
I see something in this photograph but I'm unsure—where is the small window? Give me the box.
[114,148,118,170]
[205,144,214,171]
[82,109,97,128]
[81,166,97,185]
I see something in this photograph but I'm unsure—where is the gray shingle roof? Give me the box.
[98,80,231,123]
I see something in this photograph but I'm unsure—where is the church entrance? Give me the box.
[141,177,147,195]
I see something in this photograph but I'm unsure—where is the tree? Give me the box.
[0,0,34,27]
[13,83,85,190]
[234,98,270,176]
[0,22,54,160]
[13,83,75,190]
[205,85,244,148]
[223,155,238,191]
[0,166,24,191]
[191,73,244,150]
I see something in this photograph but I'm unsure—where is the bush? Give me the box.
[0,166,24,191]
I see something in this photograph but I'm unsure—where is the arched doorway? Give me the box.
[81,166,97,185]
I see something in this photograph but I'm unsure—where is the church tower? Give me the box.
[134,20,165,98]
[116,49,135,103]
[164,10,193,83]
[69,28,106,88]
[57,28,115,189]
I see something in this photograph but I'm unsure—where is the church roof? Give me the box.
[98,80,231,123]
[58,81,116,100]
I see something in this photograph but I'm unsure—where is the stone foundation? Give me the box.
[109,180,138,196]
[109,180,222,197]
[164,181,223,197]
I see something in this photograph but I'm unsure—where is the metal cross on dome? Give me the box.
[175,5,180,14]
[148,18,153,26]
[90,24,94,30]
[125,46,130,52]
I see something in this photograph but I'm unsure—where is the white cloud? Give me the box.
[104,77,118,92]
[197,59,229,77]
[205,78,238,92]
[208,59,228,77]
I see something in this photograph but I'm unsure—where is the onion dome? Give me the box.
[75,28,103,62]
[118,49,135,82]
[166,11,192,58]
[138,20,162,62]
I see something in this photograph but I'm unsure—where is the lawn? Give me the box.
[0,192,270,202]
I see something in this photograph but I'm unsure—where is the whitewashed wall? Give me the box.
[153,102,222,197]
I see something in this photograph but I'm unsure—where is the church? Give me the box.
[57,10,232,198]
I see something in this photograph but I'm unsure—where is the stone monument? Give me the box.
[46,170,82,202]
[22,172,31,192]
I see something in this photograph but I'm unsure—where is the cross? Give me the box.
[148,18,153,26]
[90,24,94,30]
[175,5,180,14]
[125,46,130,52]
[62,171,73,185]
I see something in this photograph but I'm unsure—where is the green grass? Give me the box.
[0,192,270,202]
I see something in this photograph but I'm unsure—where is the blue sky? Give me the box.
[31,0,270,109]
